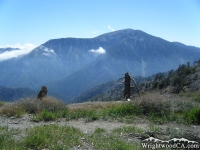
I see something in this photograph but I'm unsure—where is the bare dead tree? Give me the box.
[118,72,141,101]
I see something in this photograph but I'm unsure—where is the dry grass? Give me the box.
[134,92,199,113]
[68,101,124,111]
[66,92,200,123]
[0,97,66,117]
[69,92,199,116]
[0,102,25,117]
[0,92,199,124]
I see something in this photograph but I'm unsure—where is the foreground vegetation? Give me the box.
[0,91,200,124]
[0,91,200,149]
[1,123,199,149]
[0,124,147,149]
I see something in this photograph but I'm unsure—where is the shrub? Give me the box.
[103,102,141,118]
[184,107,200,124]
[19,98,38,113]
[36,97,66,112]
[0,97,67,117]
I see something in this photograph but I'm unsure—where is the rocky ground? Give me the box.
[1,114,200,138]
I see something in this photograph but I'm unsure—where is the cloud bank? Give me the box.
[89,47,106,54]
[0,43,37,61]
[108,25,115,31]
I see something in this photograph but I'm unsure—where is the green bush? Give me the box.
[32,109,69,122]
[103,102,141,118]
[41,110,56,121]
[184,107,200,124]
[24,133,46,149]
[139,98,171,118]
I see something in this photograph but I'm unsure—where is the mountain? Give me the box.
[46,29,200,101]
[0,29,200,102]
[0,38,104,89]
[0,86,37,101]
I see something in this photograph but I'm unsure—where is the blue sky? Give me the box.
[0,0,200,49]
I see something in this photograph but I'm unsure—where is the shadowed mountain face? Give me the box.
[0,29,200,102]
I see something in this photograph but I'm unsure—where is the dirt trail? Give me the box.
[1,114,200,137]
[0,114,146,133]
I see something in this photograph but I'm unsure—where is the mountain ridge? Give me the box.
[0,29,200,102]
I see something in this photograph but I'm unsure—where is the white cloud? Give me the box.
[0,43,37,61]
[108,25,115,31]
[43,48,55,53]
[43,47,55,56]
[89,47,106,54]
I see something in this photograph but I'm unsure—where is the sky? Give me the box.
[0,0,200,53]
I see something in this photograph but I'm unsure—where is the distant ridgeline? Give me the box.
[0,86,36,102]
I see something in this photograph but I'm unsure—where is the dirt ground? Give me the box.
[1,114,200,136]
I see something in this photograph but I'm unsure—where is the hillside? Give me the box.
[141,59,200,93]
[73,59,200,103]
